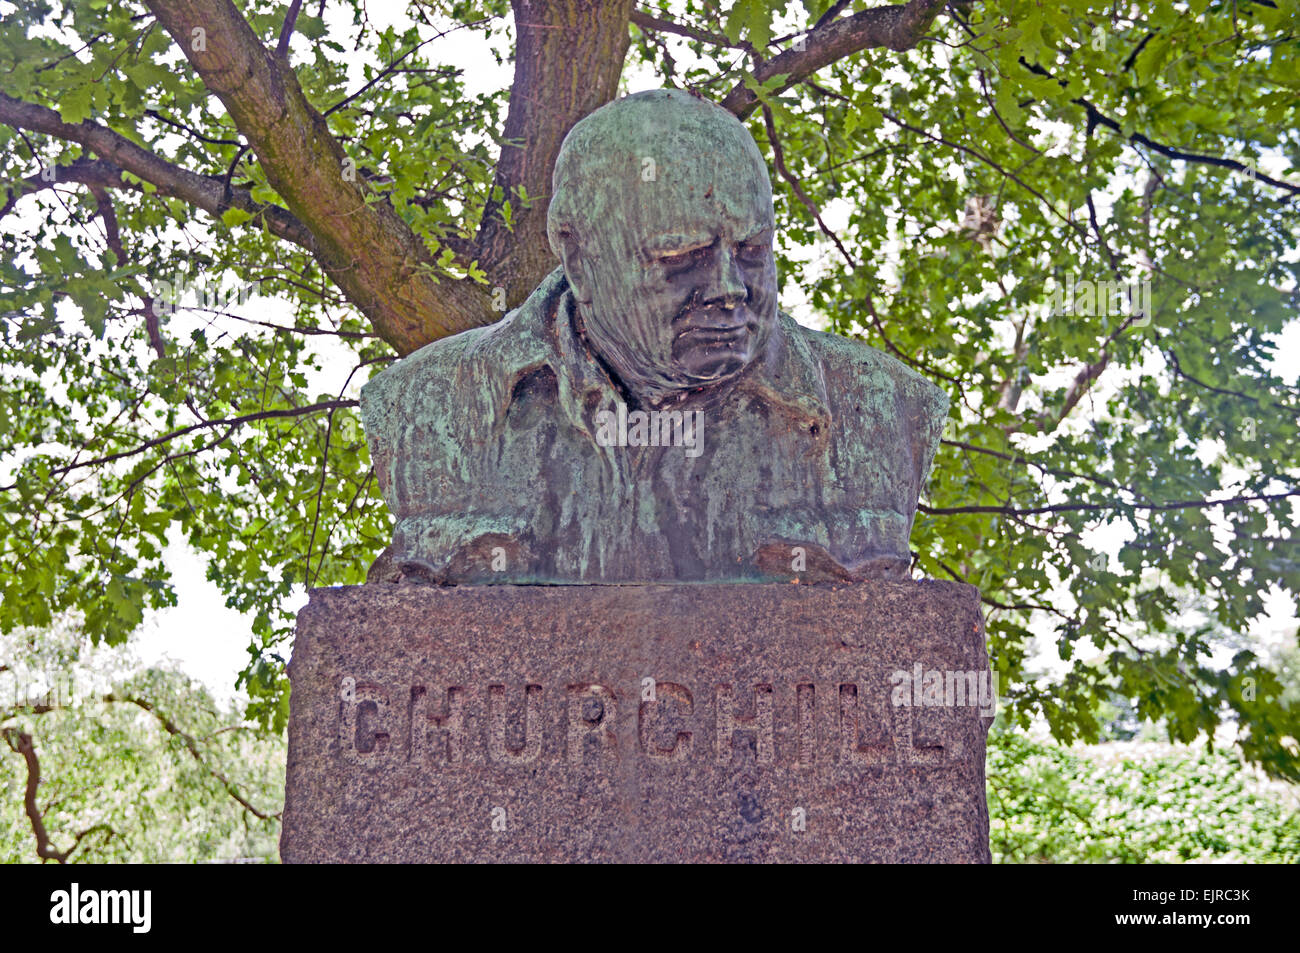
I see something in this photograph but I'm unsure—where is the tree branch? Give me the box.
[473,0,634,311]
[142,0,491,353]
[0,103,317,250]
[1165,350,1266,405]
[0,398,357,492]
[941,438,1137,496]
[2,728,114,863]
[921,489,1299,517]
[721,0,948,118]
[629,9,746,50]
[761,103,857,268]
[931,558,1077,620]
[83,181,167,358]
[111,694,279,821]
[1018,57,1300,197]
[1008,306,1152,436]
[275,0,304,58]
[144,108,241,146]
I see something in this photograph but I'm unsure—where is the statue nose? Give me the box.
[701,247,747,309]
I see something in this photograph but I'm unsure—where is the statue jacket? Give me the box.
[360,267,948,584]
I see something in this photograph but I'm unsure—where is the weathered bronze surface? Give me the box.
[360,88,948,584]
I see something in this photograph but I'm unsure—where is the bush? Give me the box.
[989,728,1300,863]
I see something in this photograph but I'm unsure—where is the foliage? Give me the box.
[0,623,282,863]
[989,727,1300,863]
[0,1,1297,775]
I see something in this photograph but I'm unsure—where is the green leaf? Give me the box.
[58,84,93,124]
[221,207,254,228]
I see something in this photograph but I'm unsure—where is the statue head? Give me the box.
[547,88,778,406]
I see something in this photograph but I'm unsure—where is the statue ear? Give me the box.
[557,230,594,305]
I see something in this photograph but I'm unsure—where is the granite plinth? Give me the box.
[280,581,993,863]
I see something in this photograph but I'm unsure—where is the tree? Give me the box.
[1,622,282,863]
[1,1,1297,773]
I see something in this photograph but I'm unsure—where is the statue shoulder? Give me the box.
[358,297,560,510]
[787,320,949,493]
[786,319,949,423]
[360,272,565,438]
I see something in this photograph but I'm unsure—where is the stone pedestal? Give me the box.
[280,581,993,863]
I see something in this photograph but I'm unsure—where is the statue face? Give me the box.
[562,155,778,404]
[643,217,776,384]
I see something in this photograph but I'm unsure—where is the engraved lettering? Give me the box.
[567,684,618,766]
[838,683,895,764]
[340,680,391,764]
[795,683,816,768]
[714,683,774,764]
[408,685,468,766]
[638,681,693,762]
[487,684,544,765]
[330,676,959,772]
[908,704,952,764]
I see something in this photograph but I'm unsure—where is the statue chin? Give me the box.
[671,330,757,384]
[627,356,751,408]
[679,351,749,383]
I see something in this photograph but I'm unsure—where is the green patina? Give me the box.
[360,89,948,584]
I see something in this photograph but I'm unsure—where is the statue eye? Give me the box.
[736,241,768,263]
[659,246,710,269]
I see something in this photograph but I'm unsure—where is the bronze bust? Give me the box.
[360,88,948,584]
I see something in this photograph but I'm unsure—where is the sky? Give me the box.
[5,2,1297,708]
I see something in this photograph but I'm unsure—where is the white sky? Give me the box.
[3,2,1296,706]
